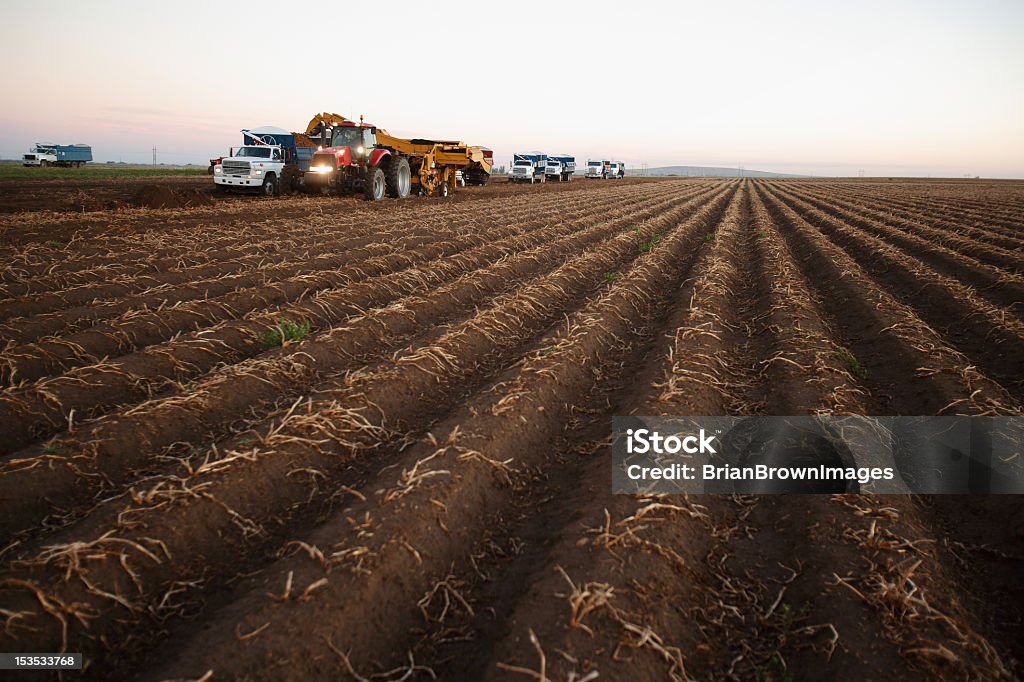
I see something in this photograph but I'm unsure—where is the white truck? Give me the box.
[509,152,548,184]
[545,154,576,182]
[213,127,310,196]
[608,162,626,179]
[585,159,610,179]
[22,144,92,168]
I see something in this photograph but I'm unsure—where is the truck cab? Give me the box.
[510,160,537,183]
[608,162,625,179]
[23,147,57,167]
[586,159,608,179]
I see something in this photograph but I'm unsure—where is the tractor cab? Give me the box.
[329,124,378,165]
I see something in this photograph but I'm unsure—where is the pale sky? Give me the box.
[2,0,1023,177]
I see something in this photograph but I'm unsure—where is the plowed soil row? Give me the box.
[756,184,1019,415]
[0,183,723,542]
[801,184,1024,253]
[812,181,1024,234]
[0,178,1020,682]
[0,185,715,456]
[0,183,736,669]
[764,183,1024,399]
[129,184,741,681]
[785,183,1024,279]
[0,183,651,342]
[0,186,636,316]
[0,184,663,374]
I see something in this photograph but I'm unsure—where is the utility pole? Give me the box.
[152,146,157,165]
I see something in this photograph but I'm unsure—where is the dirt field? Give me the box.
[0,177,1021,681]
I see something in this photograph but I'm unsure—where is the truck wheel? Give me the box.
[40,160,48,168]
[261,175,279,197]
[364,166,386,201]
[385,157,411,198]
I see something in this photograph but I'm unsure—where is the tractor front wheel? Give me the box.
[438,181,451,198]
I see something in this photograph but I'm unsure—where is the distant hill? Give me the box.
[626,165,802,178]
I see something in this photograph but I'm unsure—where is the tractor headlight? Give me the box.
[357,146,365,155]
[311,165,333,173]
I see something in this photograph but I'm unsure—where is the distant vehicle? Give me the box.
[456,170,466,187]
[22,144,92,168]
[586,158,611,179]
[607,162,626,179]
[510,152,548,183]
[545,154,576,182]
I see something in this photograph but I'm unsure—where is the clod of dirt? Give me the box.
[131,185,214,209]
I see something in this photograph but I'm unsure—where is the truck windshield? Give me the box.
[236,147,272,158]
[588,162,601,166]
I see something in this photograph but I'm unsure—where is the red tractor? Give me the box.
[302,116,484,200]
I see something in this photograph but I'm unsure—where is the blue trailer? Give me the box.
[23,143,93,168]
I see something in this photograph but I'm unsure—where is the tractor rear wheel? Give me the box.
[385,156,411,198]
[364,166,386,201]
